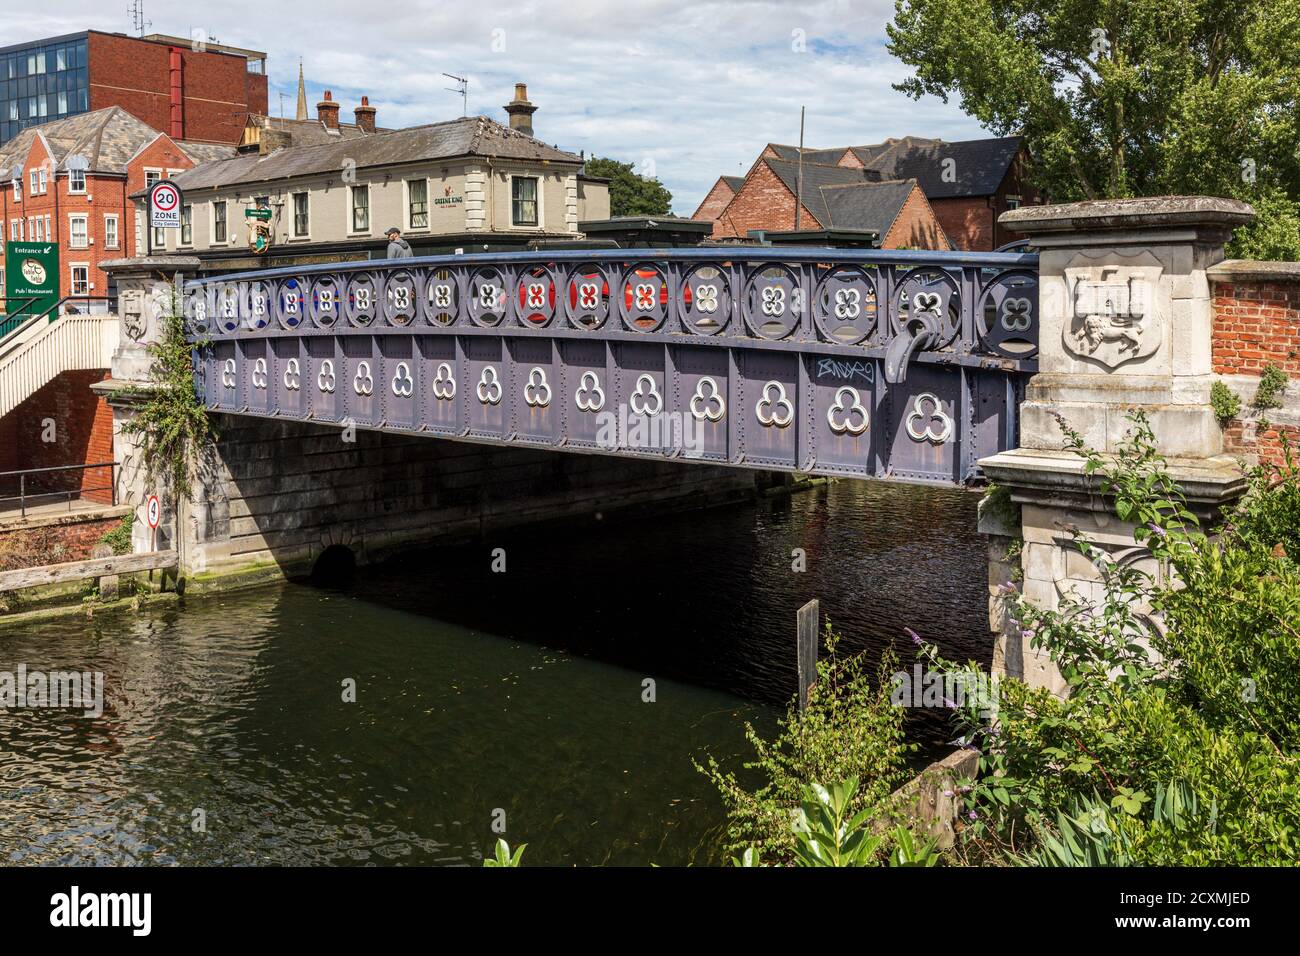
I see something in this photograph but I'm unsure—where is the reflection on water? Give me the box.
[0,479,987,866]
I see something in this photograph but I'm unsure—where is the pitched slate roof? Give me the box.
[0,107,235,178]
[864,136,1022,199]
[722,175,745,193]
[246,114,378,148]
[759,135,1022,199]
[170,115,582,192]
[762,157,871,226]
[819,179,917,233]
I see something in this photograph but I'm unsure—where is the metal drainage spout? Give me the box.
[884,314,940,384]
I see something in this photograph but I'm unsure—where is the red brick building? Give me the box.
[1,31,268,148]
[0,107,234,301]
[695,136,1039,251]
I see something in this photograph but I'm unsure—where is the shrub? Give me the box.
[1252,364,1289,411]
[696,627,913,864]
[97,514,134,556]
[928,412,1300,865]
[1210,380,1241,426]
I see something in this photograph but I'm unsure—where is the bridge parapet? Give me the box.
[980,197,1255,693]
[181,247,1039,486]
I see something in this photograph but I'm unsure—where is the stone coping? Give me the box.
[99,256,201,273]
[0,504,131,533]
[1001,196,1255,234]
[1208,259,1300,283]
[979,448,1247,509]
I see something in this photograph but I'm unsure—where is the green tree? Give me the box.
[887,0,1300,257]
[583,157,673,218]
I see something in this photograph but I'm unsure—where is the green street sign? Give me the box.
[3,241,60,320]
[245,207,273,221]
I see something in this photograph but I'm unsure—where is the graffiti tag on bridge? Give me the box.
[816,359,875,384]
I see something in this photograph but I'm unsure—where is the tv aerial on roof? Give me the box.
[444,74,468,117]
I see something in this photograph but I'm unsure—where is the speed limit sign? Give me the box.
[146,495,161,530]
[148,180,183,229]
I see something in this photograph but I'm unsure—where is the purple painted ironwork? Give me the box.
[186,247,1038,486]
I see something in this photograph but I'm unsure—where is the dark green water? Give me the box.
[0,479,987,866]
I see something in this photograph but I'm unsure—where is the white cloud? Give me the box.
[23,0,990,213]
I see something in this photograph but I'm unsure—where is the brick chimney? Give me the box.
[503,83,536,137]
[317,90,340,129]
[354,95,376,133]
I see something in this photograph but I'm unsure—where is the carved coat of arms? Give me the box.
[1063,254,1164,369]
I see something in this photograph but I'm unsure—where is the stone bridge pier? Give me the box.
[979,197,1253,692]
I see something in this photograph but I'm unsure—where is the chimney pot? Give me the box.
[504,81,537,137]
[354,95,377,134]
[317,90,340,129]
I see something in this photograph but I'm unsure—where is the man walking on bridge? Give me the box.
[385,227,413,259]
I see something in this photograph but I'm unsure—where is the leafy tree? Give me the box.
[583,157,673,218]
[887,0,1300,257]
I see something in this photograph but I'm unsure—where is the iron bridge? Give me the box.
[184,247,1039,486]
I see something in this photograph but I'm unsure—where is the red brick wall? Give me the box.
[0,515,124,571]
[0,132,194,299]
[1211,280,1300,377]
[931,196,995,251]
[87,31,260,145]
[691,178,737,223]
[881,185,951,250]
[1212,277,1300,466]
[0,370,114,506]
[712,160,820,240]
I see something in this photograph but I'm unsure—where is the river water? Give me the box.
[0,479,988,866]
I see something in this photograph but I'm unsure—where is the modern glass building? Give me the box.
[0,33,89,145]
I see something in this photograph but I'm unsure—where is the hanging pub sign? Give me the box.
[147,179,183,229]
[245,199,274,255]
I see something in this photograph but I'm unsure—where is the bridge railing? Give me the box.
[180,247,1038,485]
[181,247,1039,373]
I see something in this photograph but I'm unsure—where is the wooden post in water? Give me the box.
[797,598,819,712]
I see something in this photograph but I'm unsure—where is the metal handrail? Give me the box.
[0,295,114,347]
[199,244,1041,286]
[0,461,118,519]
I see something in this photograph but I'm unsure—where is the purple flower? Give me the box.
[999,582,1019,595]
[1147,522,1167,539]
[968,810,979,821]
[904,626,924,646]
[1020,629,1035,640]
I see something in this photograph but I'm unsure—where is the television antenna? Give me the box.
[443,73,468,116]
[128,0,152,36]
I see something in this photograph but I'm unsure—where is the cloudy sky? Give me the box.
[25,0,989,213]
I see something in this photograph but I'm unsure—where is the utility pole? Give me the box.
[795,106,805,231]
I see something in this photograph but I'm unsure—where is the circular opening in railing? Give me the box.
[978,270,1038,358]
[213,282,240,333]
[893,268,960,348]
[182,281,209,336]
[619,263,668,332]
[743,264,800,340]
[814,266,877,345]
[517,265,556,326]
[344,273,379,326]
[276,278,306,329]
[565,263,609,330]
[468,267,508,327]
[243,281,272,331]
[307,275,341,328]
[682,265,730,335]
[426,269,457,326]
[383,270,418,326]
